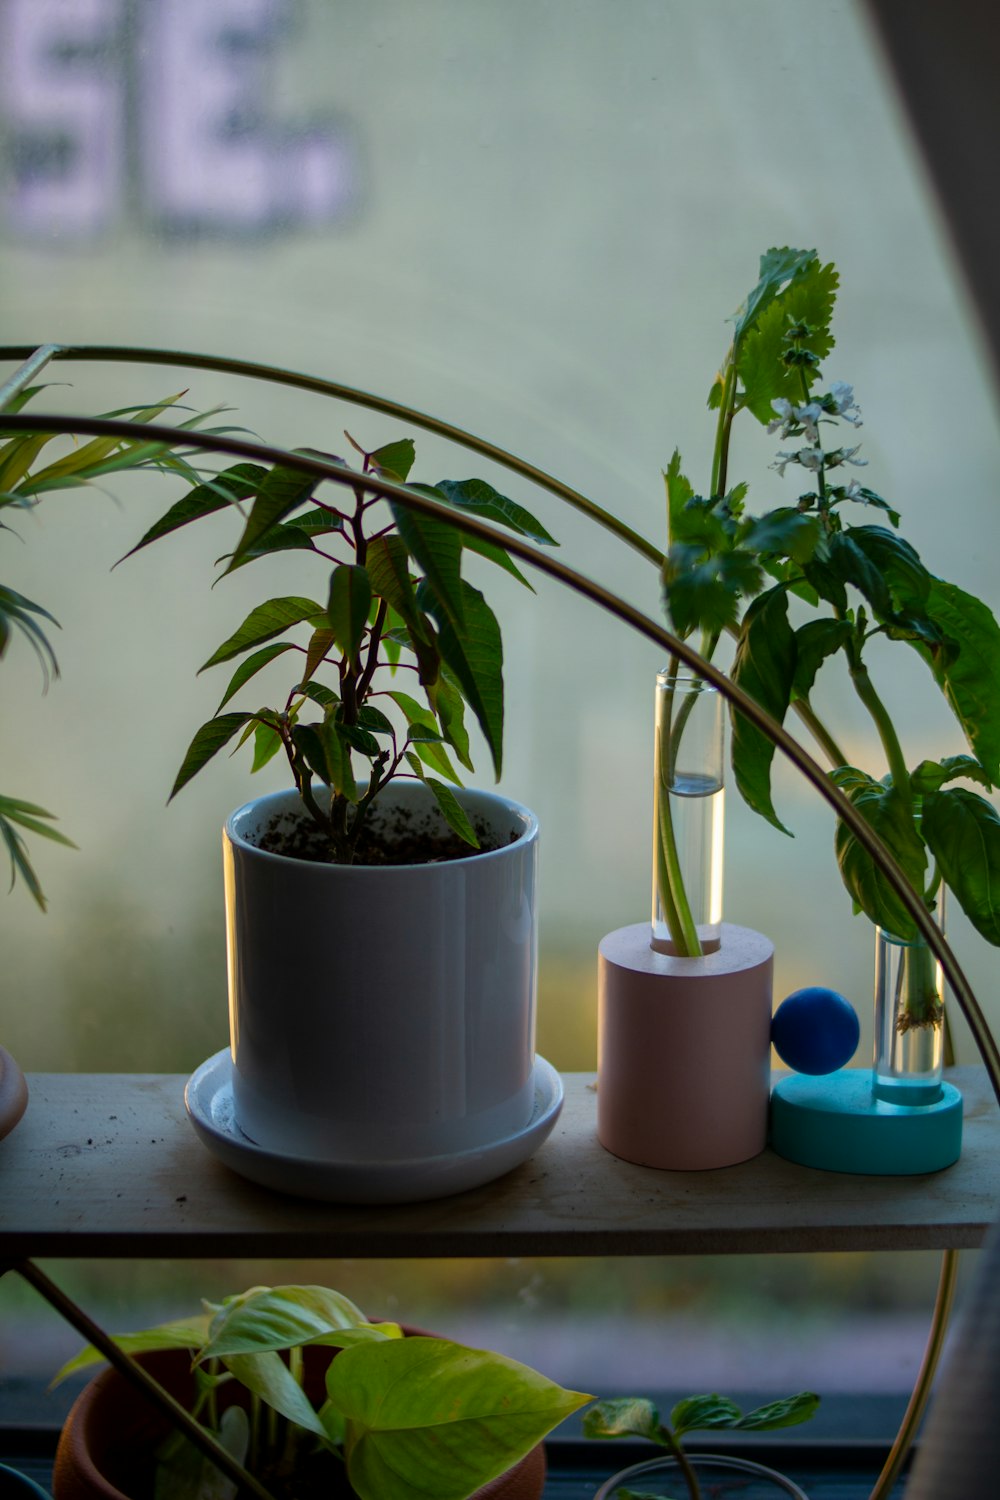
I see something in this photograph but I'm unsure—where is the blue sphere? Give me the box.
[771,986,860,1075]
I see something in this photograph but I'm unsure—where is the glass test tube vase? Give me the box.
[597,673,774,1170]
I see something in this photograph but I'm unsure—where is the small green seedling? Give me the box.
[584,1390,819,1500]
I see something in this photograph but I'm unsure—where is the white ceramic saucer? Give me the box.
[184,1050,563,1204]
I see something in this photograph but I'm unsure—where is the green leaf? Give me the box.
[366,535,425,635]
[911,756,991,794]
[355,704,394,735]
[297,723,356,800]
[117,463,267,563]
[791,618,852,700]
[0,813,47,909]
[670,1394,742,1437]
[329,1336,589,1500]
[733,246,820,343]
[390,494,465,630]
[742,509,821,565]
[738,257,838,422]
[170,713,255,799]
[807,531,894,620]
[370,439,416,481]
[730,586,797,832]
[224,1351,328,1440]
[336,721,382,759]
[923,787,1000,945]
[426,672,473,771]
[849,527,931,616]
[923,578,1000,784]
[734,1392,820,1431]
[301,626,337,685]
[420,579,504,778]
[412,740,463,785]
[433,477,557,546]
[228,461,318,567]
[202,1285,370,1361]
[0,802,76,846]
[200,597,324,671]
[832,769,927,938]
[663,451,694,547]
[251,722,283,773]
[215,642,295,712]
[20,393,184,488]
[422,777,479,845]
[52,1314,213,1384]
[327,564,371,665]
[662,546,763,639]
[460,531,534,589]
[582,1397,663,1445]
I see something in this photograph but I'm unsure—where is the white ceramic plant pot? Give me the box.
[223,781,539,1161]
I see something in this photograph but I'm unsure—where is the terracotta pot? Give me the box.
[53,1346,547,1500]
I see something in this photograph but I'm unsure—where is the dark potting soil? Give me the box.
[254,800,512,867]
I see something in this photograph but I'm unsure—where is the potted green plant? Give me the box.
[657,247,1000,1171]
[0,352,223,1142]
[585,1390,818,1500]
[51,1281,590,1500]
[122,432,563,1197]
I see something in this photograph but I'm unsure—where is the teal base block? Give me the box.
[770,1070,963,1175]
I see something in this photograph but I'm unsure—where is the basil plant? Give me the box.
[659,247,1000,1033]
[126,434,556,864]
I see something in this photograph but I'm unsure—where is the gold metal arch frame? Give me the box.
[2,344,995,1499]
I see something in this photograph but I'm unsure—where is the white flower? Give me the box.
[772,445,823,477]
[827,382,862,426]
[796,401,823,442]
[767,398,795,435]
[826,444,867,469]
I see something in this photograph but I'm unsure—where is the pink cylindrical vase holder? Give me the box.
[597,921,774,1170]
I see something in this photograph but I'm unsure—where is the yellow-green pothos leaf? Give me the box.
[329,1337,590,1500]
[52,1314,213,1384]
[201,1285,372,1362]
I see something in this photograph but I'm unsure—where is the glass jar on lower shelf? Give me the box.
[874,899,945,1106]
[593,1452,809,1500]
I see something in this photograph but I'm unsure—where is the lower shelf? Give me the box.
[0,1436,910,1499]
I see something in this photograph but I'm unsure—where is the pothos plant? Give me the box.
[584,1390,818,1500]
[0,383,225,908]
[124,434,556,863]
[659,246,1000,1037]
[56,1281,590,1500]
